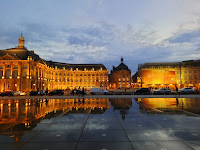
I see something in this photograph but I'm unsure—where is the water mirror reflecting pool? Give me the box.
[0,98,200,150]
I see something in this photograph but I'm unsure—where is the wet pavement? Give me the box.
[0,98,200,150]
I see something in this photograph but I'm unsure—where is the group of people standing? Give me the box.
[71,87,85,96]
[37,88,49,96]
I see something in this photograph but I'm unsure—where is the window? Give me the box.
[5,70,10,78]
[23,65,27,69]
[22,71,26,78]
[13,71,18,78]
[0,71,3,78]
[184,75,187,80]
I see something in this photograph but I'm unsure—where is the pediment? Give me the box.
[38,59,47,66]
[0,54,18,60]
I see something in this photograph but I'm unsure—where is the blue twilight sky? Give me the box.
[0,0,200,73]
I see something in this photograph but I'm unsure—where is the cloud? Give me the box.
[1,0,200,74]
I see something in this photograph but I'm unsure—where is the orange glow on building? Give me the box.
[138,61,200,89]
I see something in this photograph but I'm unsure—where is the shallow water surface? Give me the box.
[0,98,199,150]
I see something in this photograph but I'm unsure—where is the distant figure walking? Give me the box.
[37,88,39,96]
[82,87,85,96]
[175,85,180,96]
[72,89,74,95]
[45,88,48,96]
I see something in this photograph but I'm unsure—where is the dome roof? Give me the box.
[114,63,130,72]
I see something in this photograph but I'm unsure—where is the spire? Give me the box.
[18,33,25,48]
[121,57,124,63]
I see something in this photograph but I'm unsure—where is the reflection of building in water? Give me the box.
[110,98,132,120]
[138,98,200,114]
[0,98,109,132]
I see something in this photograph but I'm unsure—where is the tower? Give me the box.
[18,33,25,48]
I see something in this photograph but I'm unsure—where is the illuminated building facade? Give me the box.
[138,60,200,90]
[109,57,131,89]
[0,35,109,92]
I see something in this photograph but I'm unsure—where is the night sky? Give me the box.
[0,0,200,74]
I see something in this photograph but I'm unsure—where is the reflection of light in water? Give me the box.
[139,98,200,114]
[0,98,109,132]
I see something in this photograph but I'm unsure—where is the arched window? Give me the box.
[22,71,26,78]
[5,69,10,78]
[13,71,18,78]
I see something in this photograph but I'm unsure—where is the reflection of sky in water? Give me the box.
[0,98,199,150]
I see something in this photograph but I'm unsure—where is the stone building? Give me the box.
[0,35,108,92]
[138,60,200,90]
[109,58,131,89]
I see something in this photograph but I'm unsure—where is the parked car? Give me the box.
[0,90,14,96]
[134,88,151,95]
[13,91,27,96]
[153,88,171,95]
[90,88,108,95]
[48,90,64,96]
[179,87,195,94]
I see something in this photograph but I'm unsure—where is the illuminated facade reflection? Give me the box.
[0,98,109,131]
[138,98,200,114]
